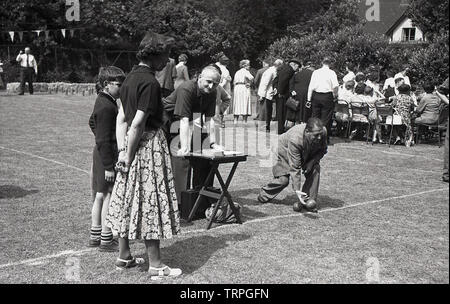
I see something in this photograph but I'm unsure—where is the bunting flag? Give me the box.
[1,28,83,41]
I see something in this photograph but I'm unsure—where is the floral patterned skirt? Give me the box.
[106,128,180,240]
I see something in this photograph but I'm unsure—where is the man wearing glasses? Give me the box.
[257,117,328,212]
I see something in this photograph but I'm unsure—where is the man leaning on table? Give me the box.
[166,65,224,202]
[16,47,38,95]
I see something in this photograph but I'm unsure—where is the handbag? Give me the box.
[285,97,300,111]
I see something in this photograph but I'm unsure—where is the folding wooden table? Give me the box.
[185,152,247,229]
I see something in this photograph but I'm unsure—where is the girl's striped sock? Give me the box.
[90,225,101,241]
[100,230,113,244]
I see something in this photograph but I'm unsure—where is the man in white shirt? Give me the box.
[16,47,38,95]
[258,59,283,132]
[215,54,232,117]
[307,57,339,142]
[394,66,411,86]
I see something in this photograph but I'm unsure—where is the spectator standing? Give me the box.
[395,66,411,86]
[106,31,181,279]
[16,47,37,95]
[307,57,339,143]
[288,61,314,124]
[174,54,189,90]
[155,57,177,97]
[253,60,270,121]
[258,59,283,132]
[273,59,301,134]
[436,78,449,182]
[232,59,254,125]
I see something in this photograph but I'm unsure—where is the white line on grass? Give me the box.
[0,186,446,270]
[0,146,90,174]
[337,145,443,162]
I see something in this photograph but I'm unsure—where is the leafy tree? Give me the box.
[407,0,449,40]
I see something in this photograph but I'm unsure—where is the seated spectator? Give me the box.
[391,84,414,147]
[383,70,396,92]
[343,62,356,83]
[393,77,405,96]
[365,73,385,100]
[348,83,369,139]
[337,80,355,104]
[415,82,441,125]
[335,80,355,136]
[355,72,366,85]
[363,86,384,143]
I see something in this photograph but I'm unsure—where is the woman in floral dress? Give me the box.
[106,31,181,279]
[391,84,415,147]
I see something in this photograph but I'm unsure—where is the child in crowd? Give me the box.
[88,66,125,251]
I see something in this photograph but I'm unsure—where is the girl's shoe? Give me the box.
[115,257,145,270]
[393,137,401,145]
[148,265,182,280]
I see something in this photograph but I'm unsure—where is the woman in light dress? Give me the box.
[174,53,189,89]
[232,59,254,124]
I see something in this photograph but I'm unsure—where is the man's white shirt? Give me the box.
[307,65,339,101]
[16,53,38,74]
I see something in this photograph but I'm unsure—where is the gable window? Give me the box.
[402,28,416,41]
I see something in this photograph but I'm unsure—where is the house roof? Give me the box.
[359,0,410,35]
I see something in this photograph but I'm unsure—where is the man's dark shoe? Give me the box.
[88,239,100,247]
[18,93,24,95]
[99,239,119,252]
[443,176,449,183]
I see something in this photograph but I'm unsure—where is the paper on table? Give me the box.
[223,150,243,156]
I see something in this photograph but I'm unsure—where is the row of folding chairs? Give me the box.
[334,100,448,147]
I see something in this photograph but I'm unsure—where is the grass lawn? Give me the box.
[0,92,448,284]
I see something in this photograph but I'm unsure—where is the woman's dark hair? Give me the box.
[136,31,174,62]
[346,62,355,71]
[354,83,366,95]
[355,72,366,83]
[364,85,374,96]
[95,66,126,94]
[398,84,411,94]
[422,82,435,94]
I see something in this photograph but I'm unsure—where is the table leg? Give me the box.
[214,162,242,224]
[187,163,218,222]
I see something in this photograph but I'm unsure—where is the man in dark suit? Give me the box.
[288,61,314,124]
[273,59,301,134]
[257,117,328,211]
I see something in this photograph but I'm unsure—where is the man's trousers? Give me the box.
[311,92,334,138]
[259,163,321,203]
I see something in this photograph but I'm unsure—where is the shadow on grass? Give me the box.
[0,185,39,199]
[137,233,251,275]
[271,194,345,209]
